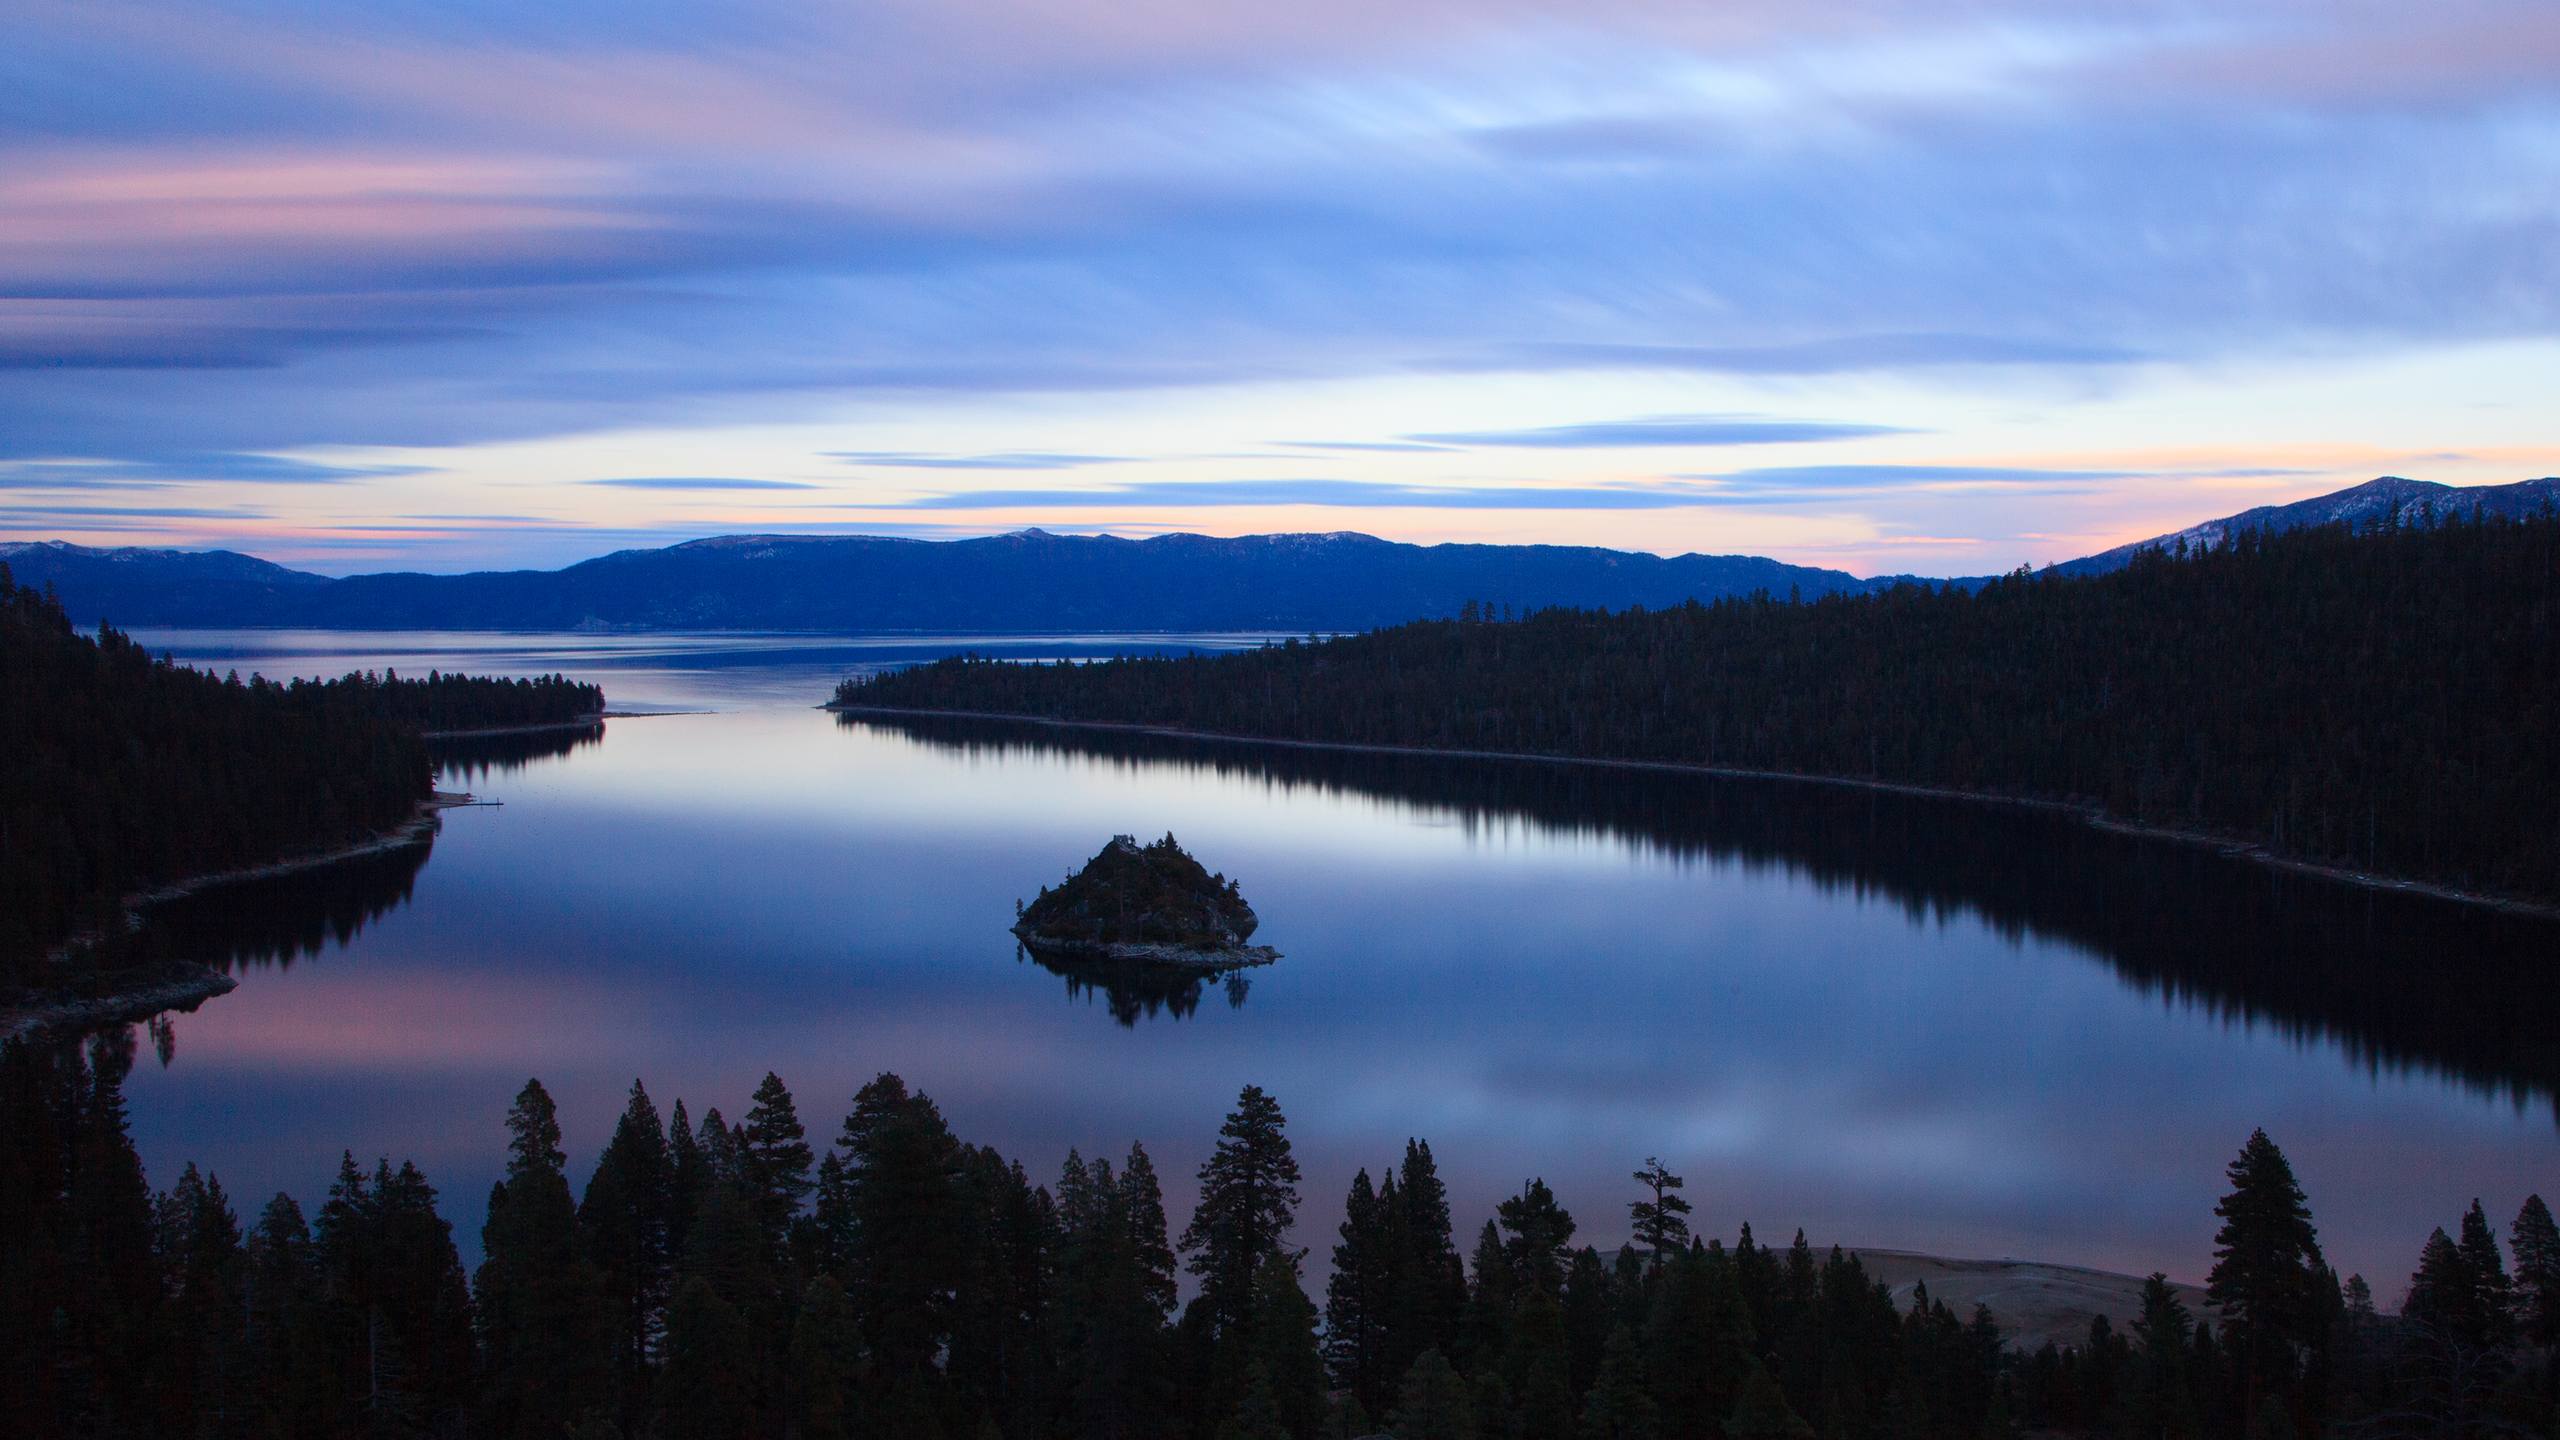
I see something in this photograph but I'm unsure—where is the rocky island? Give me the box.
[1014,833,1279,969]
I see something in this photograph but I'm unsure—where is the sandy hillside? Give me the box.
[1848,1249,2216,1352]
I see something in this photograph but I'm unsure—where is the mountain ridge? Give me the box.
[6,475,2553,632]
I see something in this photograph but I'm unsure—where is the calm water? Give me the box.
[108,632,2560,1296]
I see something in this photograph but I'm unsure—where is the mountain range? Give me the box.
[4,476,2551,633]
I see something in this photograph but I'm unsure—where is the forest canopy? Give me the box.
[839,516,2560,903]
[0,566,602,981]
[8,1040,2554,1440]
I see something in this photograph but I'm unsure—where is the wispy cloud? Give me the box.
[1408,415,1916,449]
[829,451,1130,471]
[0,452,432,487]
[1680,464,2136,490]
[873,478,1741,511]
[1270,440,1458,454]
[580,477,822,491]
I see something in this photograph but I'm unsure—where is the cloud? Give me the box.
[1470,334,2149,376]
[871,478,1748,510]
[1682,464,2137,490]
[580,477,822,491]
[829,451,1131,470]
[0,503,270,524]
[0,452,433,486]
[1,0,2555,571]
[1270,440,1459,454]
[1408,415,1917,449]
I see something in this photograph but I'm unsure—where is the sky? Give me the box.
[4,0,2558,577]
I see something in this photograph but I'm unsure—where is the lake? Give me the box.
[107,630,2560,1299]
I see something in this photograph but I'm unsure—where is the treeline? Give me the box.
[0,566,600,980]
[358,670,602,733]
[838,516,2560,901]
[8,1036,2557,1440]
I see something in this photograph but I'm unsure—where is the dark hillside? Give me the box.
[840,516,2560,901]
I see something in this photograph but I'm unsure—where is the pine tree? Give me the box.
[1460,1218,1517,1373]
[579,1078,672,1430]
[789,1275,863,1440]
[1628,1158,1691,1268]
[1726,1360,1815,1440]
[657,1276,755,1440]
[154,1162,248,1437]
[1326,1168,1394,1414]
[1247,1249,1330,1439]
[837,1073,966,1387]
[2454,1200,2515,1348]
[808,1150,855,1277]
[1222,1361,1294,1440]
[2205,1130,2323,1421]
[1511,1285,1577,1440]
[667,1098,707,1261]
[1182,1085,1302,1342]
[1498,1178,1578,1297]
[478,1078,610,1438]
[1580,1322,1659,1440]
[741,1072,816,1261]
[1389,1139,1467,1384]
[2512,1194,2560,1347]
[1563,1246,1615,1398]
[243,1192,327,1435]
[1389,1349,1476,1440]
[2125,1274,2199,1440]
[1122,1143,1180,1323]
[2404,1227,2483,1347]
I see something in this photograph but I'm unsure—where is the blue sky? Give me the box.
[3,0,2556,574]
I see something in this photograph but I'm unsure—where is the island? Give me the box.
[1013,833,1279,969]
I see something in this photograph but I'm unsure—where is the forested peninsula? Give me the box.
[0,566,602,1012]
[836,517,2560,906]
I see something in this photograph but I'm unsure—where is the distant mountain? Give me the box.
[2049,475,2560,576]
[6,476,2553,631]
[0,529,1889,632]
[0,540,327,627]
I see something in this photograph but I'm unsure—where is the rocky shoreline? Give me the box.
[0,963,239,1045]
[0,791,463,1044]
[1012,928,1280,971]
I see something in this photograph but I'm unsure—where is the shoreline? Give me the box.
[419,710,706,739]
[1,791,468,1044]
[420,714,607,740]
[1014,929,1280,971]
[830,703,2560,922]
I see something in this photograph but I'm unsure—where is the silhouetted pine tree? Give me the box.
[2206,1129,2323,1427]
[1387,1139,1467,1386]
[580,1078,673,1433]
[478,1078,610,1437]
[837,1073,967,1405]
[740,1071,816,1262]
[1181,1085,1302,1345]
[1325,1168,1395,1414]
[1245,1249,1329,1440]
[2513,1194,2560,1348]
[1628,1158,1691,1269]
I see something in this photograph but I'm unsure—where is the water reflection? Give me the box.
[142,832,435,974]
[860,713,2560,1117]
[429,725,603,784]
[1022,942,1256,1026]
